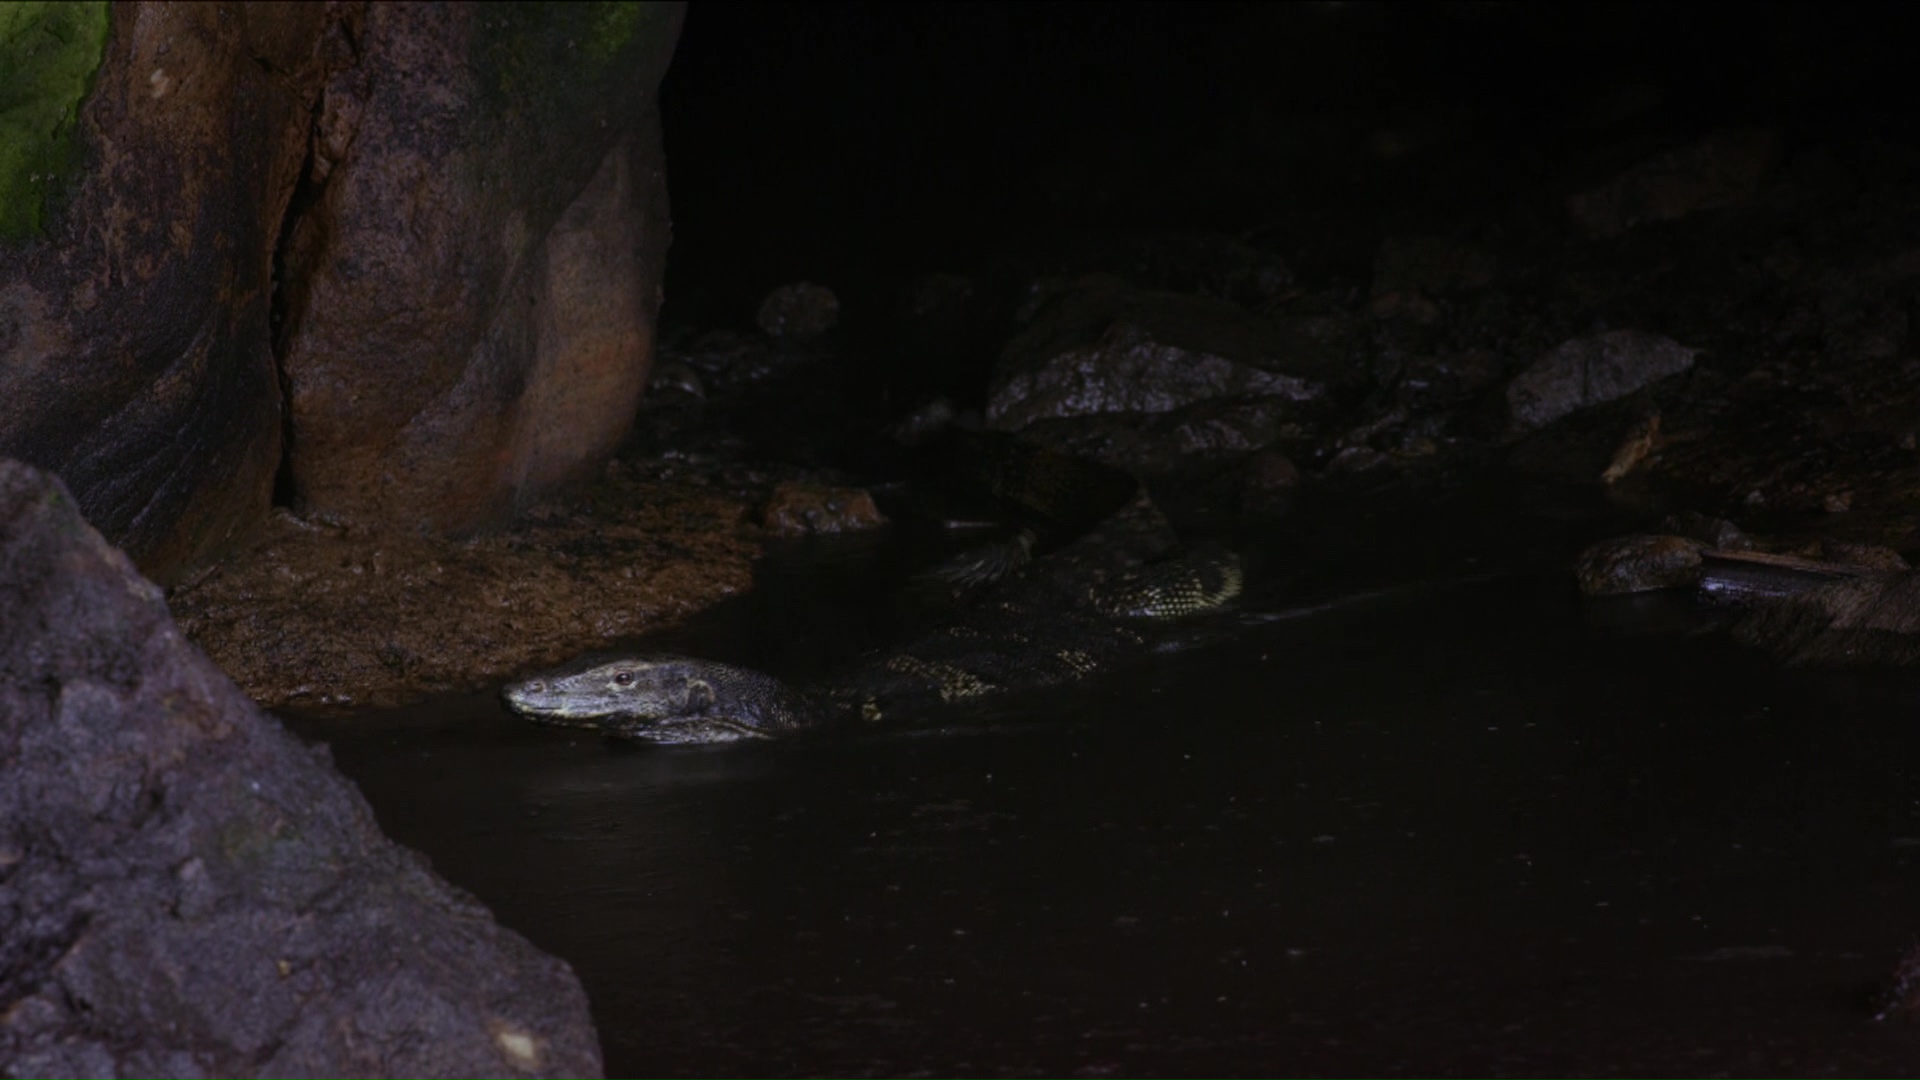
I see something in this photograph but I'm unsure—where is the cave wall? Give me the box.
[0,1,684,582]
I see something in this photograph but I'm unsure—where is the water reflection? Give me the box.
[284,532,1920,1075]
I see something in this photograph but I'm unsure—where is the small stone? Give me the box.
[1823,491,1854,513]
[760,482,887,536]
[756,282,841,342]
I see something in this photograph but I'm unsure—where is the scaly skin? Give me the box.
[504,433,1244,746]
[503,543,1243,745]
[503,656,819,744]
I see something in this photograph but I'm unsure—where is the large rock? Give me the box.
[0,459,602,1076]
[1506,330,1697,432]
[0,3,323,582]
[985,276,1344,462]
[0,3,685,584]
[278,2,684,532]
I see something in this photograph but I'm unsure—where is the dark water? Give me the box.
[287,526,1920,1077]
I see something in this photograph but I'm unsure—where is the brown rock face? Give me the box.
[0,2,685,579]
[278,2,683,532]
[0,459,602,1076]
[0,3,325,582]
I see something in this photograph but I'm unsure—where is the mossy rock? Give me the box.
[0,2,110,243]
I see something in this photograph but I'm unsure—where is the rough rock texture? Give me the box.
[0,459,602,1077]
[1574,534,1706,596]
[0,3,325,583]
[1734,572,1920,667]
[0,2,109,242]
[986,276,1340,445]
[0,2,685,582]
[1506,330,1698,432]
[278,2,685,532]
[759,481,886,536]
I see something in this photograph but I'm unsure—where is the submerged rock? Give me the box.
[0,460,601,1076]
[1507,330,1698,432]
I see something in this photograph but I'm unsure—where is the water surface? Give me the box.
[287,518,1920,1076]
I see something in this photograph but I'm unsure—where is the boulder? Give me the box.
[1507,330,1697,432]
[0,3,322,582]
[0,2,686,579]
[986,276,1341,452]
[278,2,685,532]
[0,458,602,1076]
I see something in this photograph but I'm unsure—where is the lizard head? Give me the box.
[503,655,801,745]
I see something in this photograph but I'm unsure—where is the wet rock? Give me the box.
[986,276,1336,438]
[0,3,324,582]
[1574,534,1706,596]
[1507,330,1698,432]
[279,3,685,533]
[648,359,707,400]
[757,282,842,342]
[1568,126,1781,239]
[0,460,601,1076]
[1734,572,1920,667]
[760,482,887,536]
[667,330,798,401]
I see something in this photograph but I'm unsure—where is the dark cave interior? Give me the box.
[309,4,1920,1075]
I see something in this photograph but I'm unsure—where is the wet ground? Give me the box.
[283,501,1920,1076]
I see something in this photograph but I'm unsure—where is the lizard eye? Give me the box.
[612,670,634,687]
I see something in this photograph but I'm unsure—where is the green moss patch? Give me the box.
[0,1,109,244]
[473,2,677,140]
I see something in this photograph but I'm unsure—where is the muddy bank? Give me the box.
[169,461,760,711]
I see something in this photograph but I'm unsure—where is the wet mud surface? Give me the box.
[170,465,760,711]
[285,506,1920,1076]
